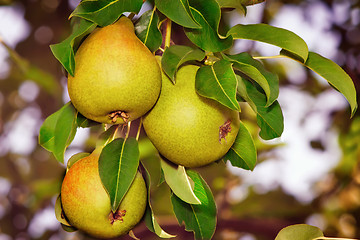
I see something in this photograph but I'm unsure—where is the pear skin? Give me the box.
[68,16,161,124]
[60,149,147,238]
[143,63,240,168]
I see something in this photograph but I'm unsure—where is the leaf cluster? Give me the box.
[39,0,358,239]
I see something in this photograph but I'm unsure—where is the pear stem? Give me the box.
[164,19,172,48]
[125,121,132,140]
[128,12,136,20]
[112,125,121,141]
[136,118,143,141]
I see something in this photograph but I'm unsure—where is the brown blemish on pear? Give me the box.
[219,120,232,143]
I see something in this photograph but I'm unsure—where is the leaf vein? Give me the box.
[190,204,203,239]
[210,65,238,109]
[113,138,127,210]
[144,8,156,44]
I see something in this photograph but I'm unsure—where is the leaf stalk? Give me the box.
[136,118,142,141]
[128,12,136,20]
[164,19,172,48]
[125,121,132,140]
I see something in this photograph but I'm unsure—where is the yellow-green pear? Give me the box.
[143,63,240,168]
[60,148,147,238]
[68,16,161,124]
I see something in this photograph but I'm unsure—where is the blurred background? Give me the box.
[0,0,360,239]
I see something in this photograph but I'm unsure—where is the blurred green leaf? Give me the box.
[231,189,312,218]
[337,117,360,176]
[155,0,200,28]
[0,0,13,5]
[275,224,324,240]
[184,0,233,52]
[143,163,176,238]
[135,9,162,52]
[241,0,265,5]
[228,24,309,62]
[196,59,240,111]
[50,18,96,77]
[237,76,284,140]
[99,137,140,212]
[96,125,119,149]
[171,170,216,240]
[161,45,205,82]
[224,121,257,170]
[302,52,357,117]
[160,158,201,205]
[138,137,158,160]
[0,39,59,95]
[223,52,279,107]
[70,0,143,26]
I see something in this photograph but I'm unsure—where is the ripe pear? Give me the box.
[143,63,240,168]
[60,148,147,238]
[68,16,161,124]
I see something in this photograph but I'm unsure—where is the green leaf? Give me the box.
[215,0,247,14]
[171,170,216,240]
[161,45,205,82]
[55,195,74,227]
[135,9,162,52]
[184,0,233,52]
[196,59,240,111]
[98,137,140,212]
[155,0,200,28]
[70,0,143,26]
[53,103,78,163]
[228,24,309,63]
[160,158,201,205]
[50,18,96,77]
[237,76,284,140]
[275,224,324,240]
[142,163,176,238]
[303,52,357,117]
[224,121,257,170]
[61,223,78,233]
[39,107,62,152]
[223,52,279,107]
[76,113,100,128]
[39,102,79,163]
[66,152,90,171]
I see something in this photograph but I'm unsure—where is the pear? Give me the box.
[143,63,240,168]
[68,16,161,124]
[60,149,147,238]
